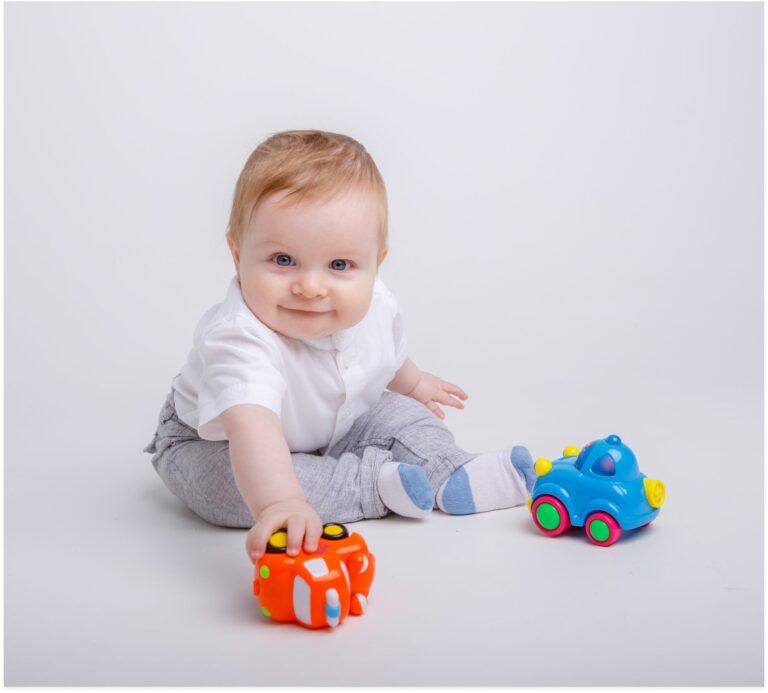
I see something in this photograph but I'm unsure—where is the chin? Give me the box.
[278,322,334,340]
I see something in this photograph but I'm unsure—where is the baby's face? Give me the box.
[230,188,384,340]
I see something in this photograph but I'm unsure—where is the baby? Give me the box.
[144,130,535,563]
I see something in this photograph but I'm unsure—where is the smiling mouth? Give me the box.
[281,307,329,316]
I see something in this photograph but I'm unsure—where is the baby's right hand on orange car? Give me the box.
[246,498,323,564]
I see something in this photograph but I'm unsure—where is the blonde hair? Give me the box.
[226,130,388,255]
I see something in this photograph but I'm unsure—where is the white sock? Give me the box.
[436,447,531,515]
[377,462,433,519]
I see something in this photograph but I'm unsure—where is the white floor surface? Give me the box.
[5,392,763,686]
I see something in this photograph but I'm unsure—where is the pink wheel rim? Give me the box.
[532,495,571,536]
[585,512,622,546]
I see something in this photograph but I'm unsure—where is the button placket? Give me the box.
[331,340,359,442]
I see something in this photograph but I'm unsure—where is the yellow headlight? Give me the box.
[563,445,580,457]
[535,458,552,476]
[644,478,666,508]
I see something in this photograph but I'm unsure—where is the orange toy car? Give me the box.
[253,523,375,629]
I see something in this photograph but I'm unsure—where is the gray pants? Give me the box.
[144,390,476,527]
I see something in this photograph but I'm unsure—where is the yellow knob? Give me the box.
[268,530,288,549]
[644,478,666,508]
[535,458,552,476]
[563,445,580,458]
[324,523,344,536]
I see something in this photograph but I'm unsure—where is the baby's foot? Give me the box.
[436,446,535,515]
[510,445,536,493]
[377,462,434,519]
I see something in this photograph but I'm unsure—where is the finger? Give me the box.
[436,391,465,409]
[247,521,279,562]
[427,401,445,420]
[303,516,323,554]
[245,534,261,564]
[443,382,469,400]
[285,515,306,556]
[257,510,294,549]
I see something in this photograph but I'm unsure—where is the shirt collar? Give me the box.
[299,326,357,352]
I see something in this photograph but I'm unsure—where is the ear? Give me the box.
[227,235,241,277]
[377,244,389,267]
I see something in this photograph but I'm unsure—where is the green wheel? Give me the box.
[531,495,571,536]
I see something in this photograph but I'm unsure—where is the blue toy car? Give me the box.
[529,434,665,546]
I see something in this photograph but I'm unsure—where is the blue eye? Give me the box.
[330,259,350,271]
[274,254,294,266]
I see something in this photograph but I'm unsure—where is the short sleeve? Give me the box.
[196,320,286,440]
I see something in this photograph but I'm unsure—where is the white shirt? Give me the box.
[172,276,408,454]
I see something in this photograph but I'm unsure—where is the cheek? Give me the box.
[241,273,280,312]
[338,279,374,318]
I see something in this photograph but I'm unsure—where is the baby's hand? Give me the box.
[407,371,468,420]
[246,498,323,564]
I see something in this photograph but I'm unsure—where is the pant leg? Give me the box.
[327,390,477,493]
[144,392,390,528]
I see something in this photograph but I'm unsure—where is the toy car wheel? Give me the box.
[585,512,622,547]
[531,495,571,536]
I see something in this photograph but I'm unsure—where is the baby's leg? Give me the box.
[151,438,404,527]
[146,393,430,526]
[328,391,476,493]
[329,391,535,515]
[436,447,535,515]
[151,438,253,527]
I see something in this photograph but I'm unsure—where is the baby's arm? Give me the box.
[220,404,323,563]
[387,357,468,420]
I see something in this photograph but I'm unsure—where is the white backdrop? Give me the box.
[5,2,763,686]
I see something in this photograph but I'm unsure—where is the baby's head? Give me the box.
[226,130,388,340]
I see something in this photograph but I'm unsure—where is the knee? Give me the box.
[153,445,254,529]
[377,391,446,430]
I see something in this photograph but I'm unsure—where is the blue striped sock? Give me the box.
[377,462,433,518]
[436,447,533,515]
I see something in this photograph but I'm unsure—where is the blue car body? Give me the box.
[532,435,660,530]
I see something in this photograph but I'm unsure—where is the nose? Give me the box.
[291,272,327,299]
